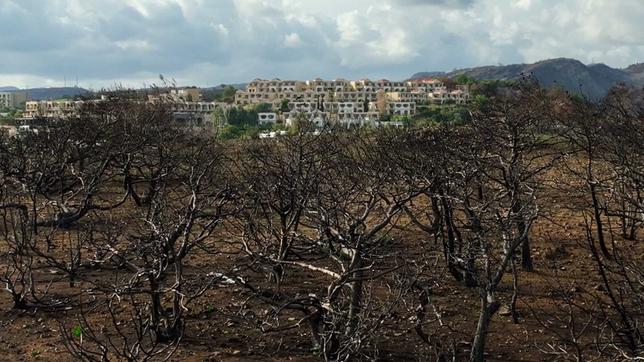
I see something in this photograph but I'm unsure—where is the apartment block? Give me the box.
[148,87,202,103]
[0,91,27,109]
[23,100,84,119]
[23,96,231,124]
[236,77,470,125]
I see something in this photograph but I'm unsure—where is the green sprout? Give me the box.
[71,325,83,338]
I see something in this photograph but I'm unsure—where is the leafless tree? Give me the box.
[470,78,561,272]
[229,129,418,361]
[553,86,643,360]
[65,129,235,348]
[0,97,238,360]
[233,128,328,288]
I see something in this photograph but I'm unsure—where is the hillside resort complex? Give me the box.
[235,78,470,126]
[12,77,470,128]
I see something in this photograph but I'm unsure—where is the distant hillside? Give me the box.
[0,87,91,100]
[409,71,446,80]
[202,83,247,91]
[411,58,644,100]
[624,63,644,83]
[25,87,91,101]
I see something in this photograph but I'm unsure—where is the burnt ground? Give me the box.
[0,175,641,362]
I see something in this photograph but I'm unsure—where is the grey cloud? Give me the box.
[392,0,476,7]
[0,0,642,88]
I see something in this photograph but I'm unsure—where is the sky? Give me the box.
[1,0,643,89]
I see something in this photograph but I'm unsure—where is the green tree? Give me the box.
[280,99,290,112]
[455,74,476,85]
[0,109,18,125]
[473,94,489,108]
[254,103,273,113]
[217,86,237,103]
[217,124,259,140]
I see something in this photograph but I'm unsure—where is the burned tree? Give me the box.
[418,123,543,361]
[229,129,418,361]
[233,128,327,288]
[384,125,479,286]
[61,133,236,358]
[470,78,560,272]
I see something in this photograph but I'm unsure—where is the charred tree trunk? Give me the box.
[470,292,500,362]
[510,258,519,324]
[442,197,463,282]
[589,181,611,258]
[512,201,533,272]
[347,247,364,336]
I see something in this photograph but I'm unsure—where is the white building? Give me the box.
[23,100,84,119]
[388,102,416,116]
[0,91,27,109]
[258,112,278,124]
[22,97,232,125]
[234,77,470,125]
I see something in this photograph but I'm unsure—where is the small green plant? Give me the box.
[205,304,215,313]
[71,325,83,338]
[31,350,41,359]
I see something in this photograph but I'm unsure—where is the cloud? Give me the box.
[332,6,420,67]
[283,33,303,48]
[0,0,642,88]
[392,0,475,7]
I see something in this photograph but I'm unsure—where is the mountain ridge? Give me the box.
[0,87,90,101]
[411,58,644,99]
